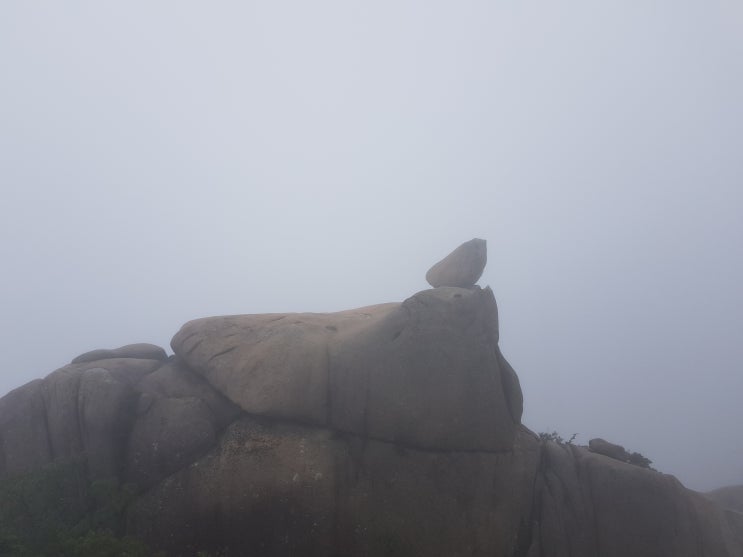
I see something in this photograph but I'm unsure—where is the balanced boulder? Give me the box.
[425,238,487,288]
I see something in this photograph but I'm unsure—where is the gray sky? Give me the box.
[1,1,741,492]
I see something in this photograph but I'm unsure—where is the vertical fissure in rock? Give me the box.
[325,342,333,427]
[0,433,6,476]
[115,387,142,483]
[361,362,371,440]
[71,372,84,458]
[40,392,55,462]
[513,440,545,557]
[573,449,602,557]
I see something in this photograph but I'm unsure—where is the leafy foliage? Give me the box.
[538,431,577,444]
[0,458,164,556]
[628,451,654,469]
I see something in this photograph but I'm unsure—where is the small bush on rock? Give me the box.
[538,431,577,444]
[628,451,654,469]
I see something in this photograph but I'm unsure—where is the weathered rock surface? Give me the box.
[1,282,742,556]
[171,286,519,452]
[128,419,540,557]
[425,238,487,288]
[0,356,233,486]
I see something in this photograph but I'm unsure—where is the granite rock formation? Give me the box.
[170,286,519,452]
[588,437,631,462]
[0,244,741,556]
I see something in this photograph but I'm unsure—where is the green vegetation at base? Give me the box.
[0,458,163,557]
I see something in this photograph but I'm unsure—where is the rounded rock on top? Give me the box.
[425,238,487,288]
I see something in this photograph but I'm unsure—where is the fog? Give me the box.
[1,2,741,492]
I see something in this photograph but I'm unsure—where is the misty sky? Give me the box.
[1,2,741,492]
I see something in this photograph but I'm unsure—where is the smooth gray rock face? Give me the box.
[706,486,743,513]
[125,396,217,488]
[77,367,138,479]
[0,380,51,477]
[532,442,743,557]
[328,286,516,451]
[71,343,168,364]
[126,360,241,489]
[425,238,487,288]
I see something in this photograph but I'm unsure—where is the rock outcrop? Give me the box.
[532,441,743,557]
[0,242,741,556]
[171,286,518,452]
[588,437,631,462]
[707,486,743,513]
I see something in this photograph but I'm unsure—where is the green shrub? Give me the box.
[0,458,164,556]
[628,451,654,469]
[538,431,577,444]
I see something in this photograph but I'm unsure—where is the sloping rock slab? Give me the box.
[171,286,520,452]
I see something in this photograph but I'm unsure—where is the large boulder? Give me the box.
[0,380,52,477]
[588,437,630,462]
[0,357,164,479]
[529,442,743,557]
[0,355,237,486]
[125,396,218,488]
[76,366,140,479]
[136,360,241,428]
[171,286,521,452]
[425,238,487,288]
[125,360,242,488]
[328,287,517,451]
[128,417,540,557]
